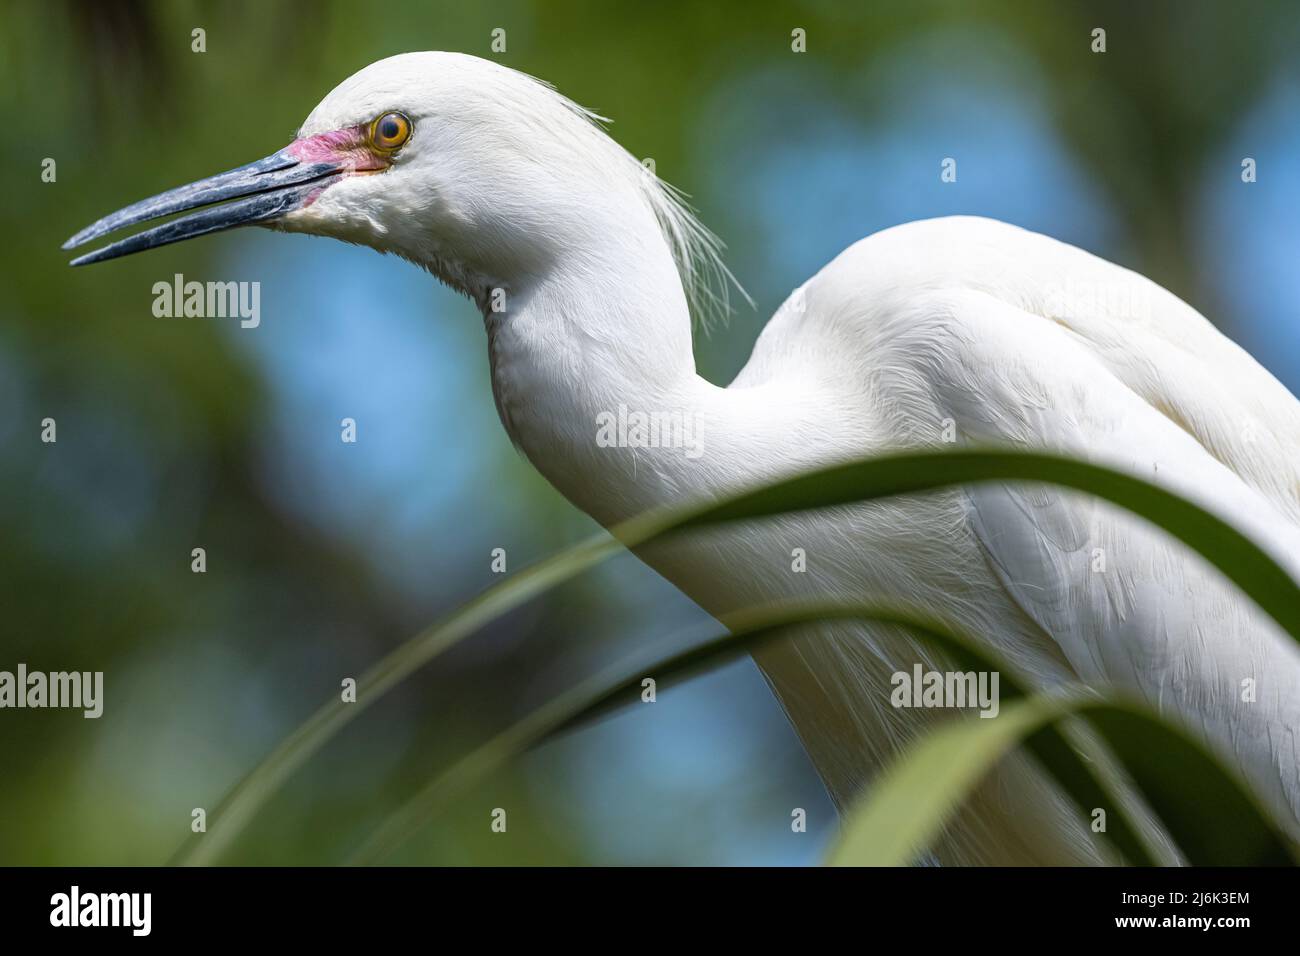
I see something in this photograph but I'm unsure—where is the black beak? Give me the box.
[63,149,344,266]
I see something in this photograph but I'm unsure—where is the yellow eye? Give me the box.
[369,111,412,151]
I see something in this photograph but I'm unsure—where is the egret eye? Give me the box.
[369,111,412,151]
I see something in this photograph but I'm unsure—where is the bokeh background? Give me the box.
[1,0,1298,865]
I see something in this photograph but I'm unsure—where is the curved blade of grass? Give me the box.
[349,604,1161,866]
[828,693,1297,866]
[829,694,1077,865]
[176,449,1300,864]
[1078,707,1297,866]
[669,450,1300,642]
[170,530,623,866]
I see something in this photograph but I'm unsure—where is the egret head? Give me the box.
[64,52,733,316]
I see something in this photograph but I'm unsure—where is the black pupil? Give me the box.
[381,118,400,140]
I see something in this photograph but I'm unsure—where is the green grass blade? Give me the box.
[1080,707,1297,866]
[827,694,1082,866]
[828,693,1297,866]
[170,531,622,866]
[718,607,1164,865]
[668,450,1300,643]
[176,449,1300,864]
[350,604,1160,866]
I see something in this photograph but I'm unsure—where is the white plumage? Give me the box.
[67,52,1300,864]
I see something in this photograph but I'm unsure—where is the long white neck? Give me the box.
[480,200,837,529]
[484,212,693,523]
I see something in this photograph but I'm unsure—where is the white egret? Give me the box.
[65,52,1300,865]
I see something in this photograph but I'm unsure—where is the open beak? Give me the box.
[63,147,346,266]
